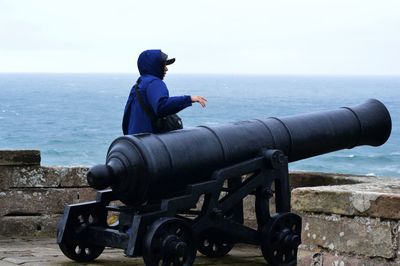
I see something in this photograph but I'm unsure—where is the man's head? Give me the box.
[137,50,175,79]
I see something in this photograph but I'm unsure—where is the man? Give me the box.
[122,49,207,135]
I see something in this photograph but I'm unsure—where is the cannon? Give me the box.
[57,99,391,266]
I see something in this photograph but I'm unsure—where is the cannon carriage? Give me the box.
[57,99,391,266]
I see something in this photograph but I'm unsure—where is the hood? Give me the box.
[137,49,164,79]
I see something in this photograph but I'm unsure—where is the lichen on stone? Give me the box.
[350,191,379,213]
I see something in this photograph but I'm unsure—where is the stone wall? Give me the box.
[293,176,400,265]
[0,150,96,237]
[1,150,399,265]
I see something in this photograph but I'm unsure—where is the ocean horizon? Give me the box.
[0,73,399,178]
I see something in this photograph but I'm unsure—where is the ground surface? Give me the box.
[0,238,267,265]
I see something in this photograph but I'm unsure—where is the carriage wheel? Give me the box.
[261,213,301,266]
[59,241,105,262]
[143,217,196,266]
[58,212,105,262]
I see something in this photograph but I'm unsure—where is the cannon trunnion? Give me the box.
[57,99,391,266]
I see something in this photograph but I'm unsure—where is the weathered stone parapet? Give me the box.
[300,214,397,258]
[0,165,89,189]
[0,215,62,237]
[298,248,400,266]
[292,181,400,219]
[0,188,96,216]
[292,173,400,265]
[0,150,94,237]
[0,150,41,166]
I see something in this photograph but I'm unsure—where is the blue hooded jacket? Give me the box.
[122,50,192,134]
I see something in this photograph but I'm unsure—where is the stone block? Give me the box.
[0,150,40,166]
[1,166,89,188]
[0,215,61,237]
[300,214,396,259]
[297,248,323,266]
[298,248,400,266]
[0,188,97,216]
[292,181,400,219]
[243,195,257,229]
[321,252,400,266]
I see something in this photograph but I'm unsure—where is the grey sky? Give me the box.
[1,0,399,75]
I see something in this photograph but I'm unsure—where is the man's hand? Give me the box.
[191,95,207,108]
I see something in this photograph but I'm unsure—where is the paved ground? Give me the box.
[0,237,267,265]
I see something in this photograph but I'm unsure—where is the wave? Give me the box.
[328,153,398,160]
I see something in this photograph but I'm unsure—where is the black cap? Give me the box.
[161,51,175,65]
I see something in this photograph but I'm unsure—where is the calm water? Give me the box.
[0,73,399,178]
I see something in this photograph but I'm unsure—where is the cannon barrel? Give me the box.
[87,99,391,205]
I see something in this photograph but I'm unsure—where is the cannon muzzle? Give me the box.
[87,99,391,205]
[87,165,113,190]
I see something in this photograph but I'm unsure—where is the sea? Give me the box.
[0,73,399,178]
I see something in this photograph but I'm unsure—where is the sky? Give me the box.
[1,0,400,75]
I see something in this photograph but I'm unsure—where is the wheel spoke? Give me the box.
[197,233,234,257]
